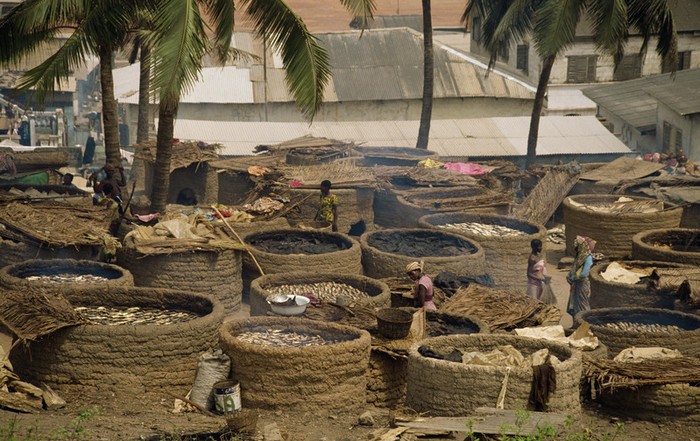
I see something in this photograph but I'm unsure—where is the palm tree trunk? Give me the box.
[150,105,176,213]
[416,0,434,149]
[99,44,121,167]
[525,54,555,169]
[136,46,151,144]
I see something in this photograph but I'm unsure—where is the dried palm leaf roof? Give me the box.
[134,140,220,171]
[253,135,356,154]
[0,200,114,247]
[0,288,85,342]
[276,161,377,188]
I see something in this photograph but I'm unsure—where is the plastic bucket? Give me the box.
[213,380,241,414]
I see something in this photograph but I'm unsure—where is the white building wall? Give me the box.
[655,102,697,160]
[487,33,700,85]
[121,97,534,145]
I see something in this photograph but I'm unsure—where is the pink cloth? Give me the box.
[443,162,489,175]
[414,275,437,310]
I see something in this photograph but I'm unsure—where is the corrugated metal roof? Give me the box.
[115,64,254,104]
[168,116,630,157]
[117,28,534,106]
[583,68,700,127]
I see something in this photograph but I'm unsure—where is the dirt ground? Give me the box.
[1,240,698,441]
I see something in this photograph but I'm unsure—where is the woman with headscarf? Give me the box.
[566,236,596,320]
[406,261,437,311]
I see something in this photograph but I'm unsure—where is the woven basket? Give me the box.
[225,409,258,434]
[377,308,413,339]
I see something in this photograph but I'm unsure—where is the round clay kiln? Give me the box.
[360,228,485,279]
[374,186,512,229]
[119,248,242,313]
[406,334,581,415]
[219,317,370,411]
[598,383,700,425]
[0,259,133,291]
[563,195,682,258]
[353,146,438,167]
[249,272,390,316]
[11,287,224,394]
[632,228,700,266]
[0,237,97,269]
[419,212,546,291]
[577,307,700,357]
[243,229,363,278]
[589,260,691,309]
[282,187,374,235]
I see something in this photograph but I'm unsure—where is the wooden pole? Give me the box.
[211,205,265,276]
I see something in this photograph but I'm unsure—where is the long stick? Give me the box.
[163,391,218,418]
[211,205,265,276]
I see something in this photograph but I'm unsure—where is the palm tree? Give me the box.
[416,0,433,150]
[145,0,376,213]
[465,0,678,169]
[0,0,147,167]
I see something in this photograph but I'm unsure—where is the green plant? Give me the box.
[49,406,99,441]
[0,417,40,441]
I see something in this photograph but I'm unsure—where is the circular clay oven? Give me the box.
[577,307,700,357]
[243,229,363,277]
[360,228,485,279]
[589,260,691,309]
[219,317,370,411]
[374,186,512,229]
[118,248,242,313]
[282,187,375,235]
[0,237,97,269]
[632,228,700,266]
[419,212,546,291]
[249,272,390,316]
[563,195,682,258]
[11,287,224,394]
[0,259,133,291]
[598,383,700,425]
[406,334,581,415]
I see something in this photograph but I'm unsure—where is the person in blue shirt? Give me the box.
[567,235,596,321]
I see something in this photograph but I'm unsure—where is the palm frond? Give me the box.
[533,0,584,57]
[241,0,331,121]
[627,0,677,69]
[338,0,375,29]
[202,0,235,62]
[587,0,628,66]
[148,0,207,110]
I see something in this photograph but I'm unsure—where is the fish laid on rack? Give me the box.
[436,222,526,237]
[236,329,345,347]
[600,322,683,333]
[26,273,110,284]
[74,306,199,325]
[267,282,368,303]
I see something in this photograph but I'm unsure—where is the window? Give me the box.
[472,16,481,42]
[567,55,597,83]
[663,51,692,73]
[613,54,642,81]
[662,121,683,155]
[516,45,529,74]
[0,5,14,16]
[498,43,509,62]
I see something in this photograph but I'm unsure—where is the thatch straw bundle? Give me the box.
[441,284,561,331]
